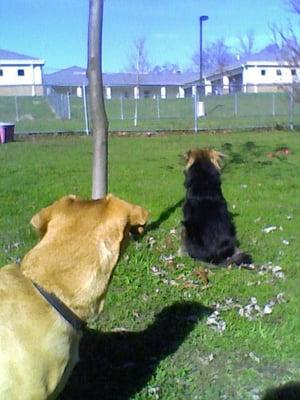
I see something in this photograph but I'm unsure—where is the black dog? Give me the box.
[181,148,251,266]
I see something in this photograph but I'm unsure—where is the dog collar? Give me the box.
[32,282,85,332]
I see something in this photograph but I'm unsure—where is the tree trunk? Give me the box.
[87,0,108,199]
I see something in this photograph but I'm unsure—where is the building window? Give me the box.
[17,69,25,76]
[291,69,297,76]
[276,69,282,76]
[0,69,3,77]
[144,90,151,98]
[261,69,266,76]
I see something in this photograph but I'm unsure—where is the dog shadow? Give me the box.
[261,381,300,400]
[60,301,211,400]
[146,198,184,232]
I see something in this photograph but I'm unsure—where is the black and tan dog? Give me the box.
[181,148,251,266]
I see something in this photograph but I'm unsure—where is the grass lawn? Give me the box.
[0,131,300,399]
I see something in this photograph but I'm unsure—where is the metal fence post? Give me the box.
[157,96,160,119]
[234,93,238,117]
[67,91,71,120]
[120,96,124,120]
[272,93,275,116]
[14,96,19,122]
[82,85,89,135]
[194,92,198,133]
[288,87,294,130]
[134,98,138,127]
[60,95,63,117]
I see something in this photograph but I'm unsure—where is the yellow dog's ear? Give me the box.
[30,207,52,238]
[30,195,77,238]
[128,204,149,234]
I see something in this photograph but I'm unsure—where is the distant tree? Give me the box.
[191,48,212,73]
[192,38,235,74]
[210,39,235,73]
[271,0,300,65]
[151,63,181,74]
[237,30,255,59]
[126,37,151,73]
[288,0,300,12]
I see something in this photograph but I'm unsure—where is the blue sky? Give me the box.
[1,0,299,73]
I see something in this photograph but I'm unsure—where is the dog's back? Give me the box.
[183,157,237,264]
[0,264,81,400]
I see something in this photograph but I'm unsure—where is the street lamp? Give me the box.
[199,15,208,97]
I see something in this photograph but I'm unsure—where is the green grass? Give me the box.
[1,92,300,133]
[1,131,300,399]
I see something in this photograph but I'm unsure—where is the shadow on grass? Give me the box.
[222,141,291,170]
[221,141,262,168]
[146,198,184,232]
[61,301,211,400]
[261,381,300,400]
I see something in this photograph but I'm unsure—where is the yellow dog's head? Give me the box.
[22,194,149,320]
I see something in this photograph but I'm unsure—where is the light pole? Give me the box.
[199,15,208,97]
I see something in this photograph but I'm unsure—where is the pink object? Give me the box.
[0,123,15,144]
[0,127,4,144]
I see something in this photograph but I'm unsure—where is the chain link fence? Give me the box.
[0,84,299,134]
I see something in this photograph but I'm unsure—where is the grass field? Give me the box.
[0,131,300,399]
[2,92,300,133]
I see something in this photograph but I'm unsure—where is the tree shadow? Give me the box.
[221,141,262,168]
[261,381,300,400]
[60,301,211,400]
[241,141,258,153]
[146,198,184,232]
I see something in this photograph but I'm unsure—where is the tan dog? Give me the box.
[0,194,148,399]
[184,148,225,171]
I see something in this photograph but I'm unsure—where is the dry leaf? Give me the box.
[195,267,209,285]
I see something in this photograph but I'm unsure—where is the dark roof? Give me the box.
[43,66,199,87]
[103,72,199,86]
[104,73,137,86]
[0,48,42,61]
[135,72,199,85]
[44,66,88,86]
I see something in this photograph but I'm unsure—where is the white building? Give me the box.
[43,66,199,99]
[206,44,300,94]
[0,49,44,95]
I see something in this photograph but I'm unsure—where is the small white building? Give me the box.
[0,49,44,95]
[206,44,300,94]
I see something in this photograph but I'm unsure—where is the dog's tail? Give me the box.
[224,249,252,267]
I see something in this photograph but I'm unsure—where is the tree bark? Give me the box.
[87,0,108,199]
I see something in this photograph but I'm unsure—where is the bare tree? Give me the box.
[151,63,181,74]
[271,0,300,65]
[288,0,300,13]
[87,0,108,199]
[271,22,300,65]
[237,30,255,58]
[126,37,151,73]
[191,48,211,73]
[192,38,235,74]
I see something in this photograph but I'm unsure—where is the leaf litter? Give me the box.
[207,292,287,333]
